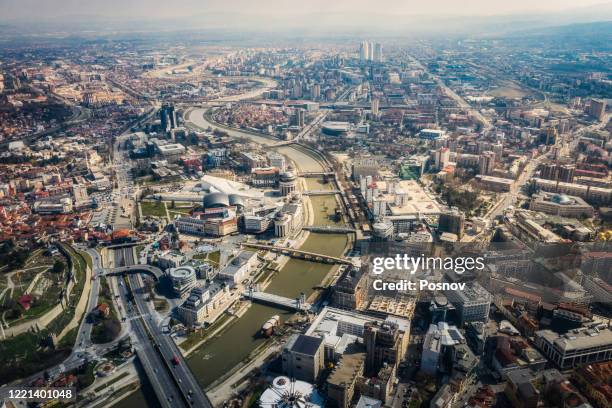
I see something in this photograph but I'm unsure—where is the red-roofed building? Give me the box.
[18,294,34,311]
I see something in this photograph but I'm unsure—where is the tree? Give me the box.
[52,260,66,274]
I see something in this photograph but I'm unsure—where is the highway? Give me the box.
[127,273,213,407]
[115,275,187,408]
[72,248,103,350]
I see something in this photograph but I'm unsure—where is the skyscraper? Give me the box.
[160,103,177,132]
[360,41,370,62]
[373,43,383,62]
[311,83,321,100]
[434,147,450,170]
[478,151,496,175]
[371,98,380,116]
[588,99,606,121]
[367,41,374,61]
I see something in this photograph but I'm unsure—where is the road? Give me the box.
[0,248,122,402]
[463,112,611,243]
[72,248,103,350]
[127,273,213,407]
[115,274,188,408]
[408,54,493,131]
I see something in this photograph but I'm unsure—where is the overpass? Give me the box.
[243,290,312,312]
[105,264,164,280]
[242,243,353,265]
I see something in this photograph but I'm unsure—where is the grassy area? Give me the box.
[192,250,221,265]
[0,242,98,383]
[153,298,169,313]
[0,330,71,383]
[180,312,232,351]
[91,277,121,344]
[208,250,221,265]
[2,250,68,325]
[78,250,93,270]
[94,371,130,393]
[76,361,98,389]
[140,201,168,218]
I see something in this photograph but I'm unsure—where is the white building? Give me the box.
[217,251,258,285]
[535,326,612,369]
[444,282,491,324]
[169,266,197,298]
[33,197,73,214]
[176,283,230,326]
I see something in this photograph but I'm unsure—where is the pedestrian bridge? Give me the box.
[298,171,334,177]
[304,226,356,233]
[241,243,353,265]
[243,290,312,312]
[303,190,341,195]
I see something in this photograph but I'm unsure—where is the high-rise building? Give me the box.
[438,209,465,239]
[367,41,374,61]
[311,83,321,100]
[360,41,370,62]
[478,151,496,175]
[371,98,380,116]
[373,43,383,62]
[364,321,404,376]
[294,108,305,128]
[434,147,450,170]
[587,99,606,121]
[160,103,177,132]
[332,265,369,310]
[539,163,575,183]
[282,334,325,382]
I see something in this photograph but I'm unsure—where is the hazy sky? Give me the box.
[0,0,610,20]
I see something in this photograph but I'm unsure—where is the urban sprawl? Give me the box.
[0,29,611,408]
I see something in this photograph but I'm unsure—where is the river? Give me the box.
[114,108,348,406]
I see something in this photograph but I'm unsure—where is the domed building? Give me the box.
[274,212,291,237]
[259,376,324,408]
[551,194,572,205]
[279,171,298,196]
[529,192,594,218]
[203,192,230,209]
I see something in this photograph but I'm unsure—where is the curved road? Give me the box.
[185,108,326,173]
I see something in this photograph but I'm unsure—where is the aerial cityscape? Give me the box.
[0,1,611,407]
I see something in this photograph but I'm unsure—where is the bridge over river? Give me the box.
[241,243,353,265]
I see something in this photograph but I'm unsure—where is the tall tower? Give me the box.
[371,98,380,116]
[373,43,383,62]
[360,41,370,62]
[367,41,374,61]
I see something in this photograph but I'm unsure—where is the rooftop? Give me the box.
[537,326,612,352]
[287,334,323,356]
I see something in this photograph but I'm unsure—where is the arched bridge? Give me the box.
[241,243,353,265]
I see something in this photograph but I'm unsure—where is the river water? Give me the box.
[114,109,348,406]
